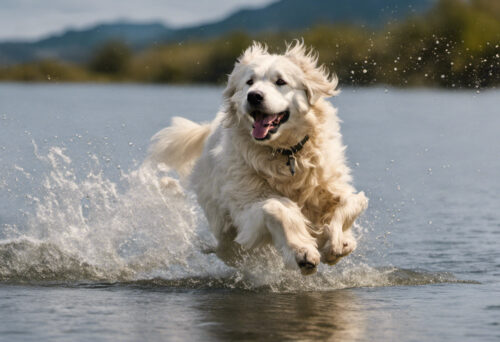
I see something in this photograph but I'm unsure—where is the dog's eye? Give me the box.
[276,78,287,86]
[246,79,253,86]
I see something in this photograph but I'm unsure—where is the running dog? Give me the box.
[150,41,368,275]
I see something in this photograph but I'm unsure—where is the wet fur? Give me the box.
[150,41,368,275]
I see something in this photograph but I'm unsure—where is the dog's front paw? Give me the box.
[294,246,320,275]
[321,232,357,265]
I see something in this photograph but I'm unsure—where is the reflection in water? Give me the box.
[198,290,365,341]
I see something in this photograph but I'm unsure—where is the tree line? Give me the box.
[1,0,498,88]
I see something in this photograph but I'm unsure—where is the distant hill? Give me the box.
[40,22,172,49]
[0,0,435,65]
[169,0,435,41]
[0,22,171,64]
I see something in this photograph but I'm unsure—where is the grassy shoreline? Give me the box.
[1,0,498,88]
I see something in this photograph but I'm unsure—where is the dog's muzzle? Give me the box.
[250,110,289,140]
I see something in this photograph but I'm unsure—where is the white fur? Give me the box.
[149,41,368,275]
[149,117,211,177]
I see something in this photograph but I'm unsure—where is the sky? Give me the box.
[0,0,276,41]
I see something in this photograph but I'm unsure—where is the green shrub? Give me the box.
[89,40,131,75]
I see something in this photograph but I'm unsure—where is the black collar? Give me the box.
[275,135,309,156]
[274,135,310,176]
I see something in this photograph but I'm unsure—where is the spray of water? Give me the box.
[0,144,463,290]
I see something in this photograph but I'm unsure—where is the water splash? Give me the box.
[0,145,468,290]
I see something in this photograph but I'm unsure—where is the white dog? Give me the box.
[150,41,368,275]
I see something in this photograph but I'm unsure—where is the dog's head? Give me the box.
[224,41,339,145]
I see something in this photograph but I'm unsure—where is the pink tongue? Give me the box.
[252,113,278,139]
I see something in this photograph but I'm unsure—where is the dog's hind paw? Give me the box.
[295,246,320,275]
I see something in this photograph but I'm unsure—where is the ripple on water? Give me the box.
[0,238,478,292]
[485,305,500,311]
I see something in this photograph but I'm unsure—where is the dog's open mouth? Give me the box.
[250,110,289,140]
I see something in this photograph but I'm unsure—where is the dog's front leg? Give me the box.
[321,191,368,265]
[232,197,321,275]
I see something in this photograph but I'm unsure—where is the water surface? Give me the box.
[0,83,499,341]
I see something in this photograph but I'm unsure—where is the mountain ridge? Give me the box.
[0,0,435,65]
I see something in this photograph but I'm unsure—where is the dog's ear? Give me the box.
[223,41,269,100]
[285,40,339,105]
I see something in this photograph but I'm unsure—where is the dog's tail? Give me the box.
[149,117,211,177]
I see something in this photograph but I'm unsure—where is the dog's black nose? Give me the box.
[247,91,264,106]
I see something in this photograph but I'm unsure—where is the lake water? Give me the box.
[0,83,499,341]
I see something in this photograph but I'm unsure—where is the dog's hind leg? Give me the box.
[213,226,250,267]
